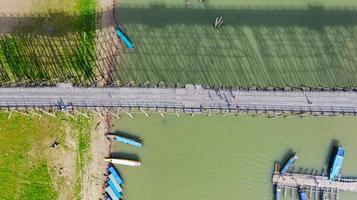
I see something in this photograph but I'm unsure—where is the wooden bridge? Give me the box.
[2,84,357,115]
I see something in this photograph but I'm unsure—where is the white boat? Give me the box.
[105,158,141,167]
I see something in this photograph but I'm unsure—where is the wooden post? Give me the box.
[158,110,164,118]
[38,108,57,117]
[291,187,294,199]
[141,109,149,118]
[7,110,12,119]
[125,111,134,119]
[13,110,29,116]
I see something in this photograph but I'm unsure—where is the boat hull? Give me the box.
[106,158,141,167]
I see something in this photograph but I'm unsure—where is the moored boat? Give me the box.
[108,165,123,184]
[107,134,143,148]
[106,158,142,167]
[298,187,307,200]
[280,154,298,175]
[321,190,328,200]
[275,185,281,200]
[105,186,120,200]
[329,146,345,181]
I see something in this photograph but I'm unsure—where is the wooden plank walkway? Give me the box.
[272,173,357,192]
[1,84,357,113]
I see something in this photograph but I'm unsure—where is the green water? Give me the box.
[113,114,357,200]
[115,0,357,88]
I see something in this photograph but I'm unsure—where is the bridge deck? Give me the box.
[1,85,357,113]
[273,173,357,192]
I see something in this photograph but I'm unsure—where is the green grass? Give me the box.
[0,0,97,85]
[115,0,357,88]
[0,112,94,200]
[69,115,93,199]
[19,162,57,200]
[113,113,357,200]
[0,113,60,200]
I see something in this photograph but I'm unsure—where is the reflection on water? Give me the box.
[113,114,357,200]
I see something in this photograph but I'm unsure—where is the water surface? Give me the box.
[113,114,357,200]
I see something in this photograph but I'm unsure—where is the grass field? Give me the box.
[113,113,357,200]
[0,0,98,85]
[0,112,92,200]
[115,0,357,88]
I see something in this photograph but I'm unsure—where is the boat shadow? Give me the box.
[110,152,141,161]
[281,149,295,164]
[109,130,143,143]
[325,139,339,172]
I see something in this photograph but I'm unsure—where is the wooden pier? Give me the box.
[273,170,357,200]
[273,173,357,192]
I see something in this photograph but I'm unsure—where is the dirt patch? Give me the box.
[25,119,79,200]
[46,125,78,200]
[0,0,33,13]
[80,113,112,199]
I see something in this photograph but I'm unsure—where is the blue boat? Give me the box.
[107,134,143,148]
[298,187,307,200]
[108,179,122,198]
[105,186,119,200]
[109,174,123,192]
[275,185,281,200]
[115,27,134,49]
[108,165,124,184]
[329,146,345,181]
[280,154,298,175]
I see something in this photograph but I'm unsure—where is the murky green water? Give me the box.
[113,114,357,200]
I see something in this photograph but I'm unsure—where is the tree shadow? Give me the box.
[0,9,119,86]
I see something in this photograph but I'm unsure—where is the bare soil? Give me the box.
[47,126,78,200]
[80,114,112,200]
[0,0,33,13]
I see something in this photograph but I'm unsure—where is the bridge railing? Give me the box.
[1,102,357,114]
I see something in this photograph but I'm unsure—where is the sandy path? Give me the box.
[0,0,33,13]
[80,113,112,200]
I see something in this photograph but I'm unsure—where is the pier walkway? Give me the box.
[272,173,357,192]
[2,84,357,113]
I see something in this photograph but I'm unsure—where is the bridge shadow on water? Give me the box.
[0,9,119,86]
[114,4,357,88]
